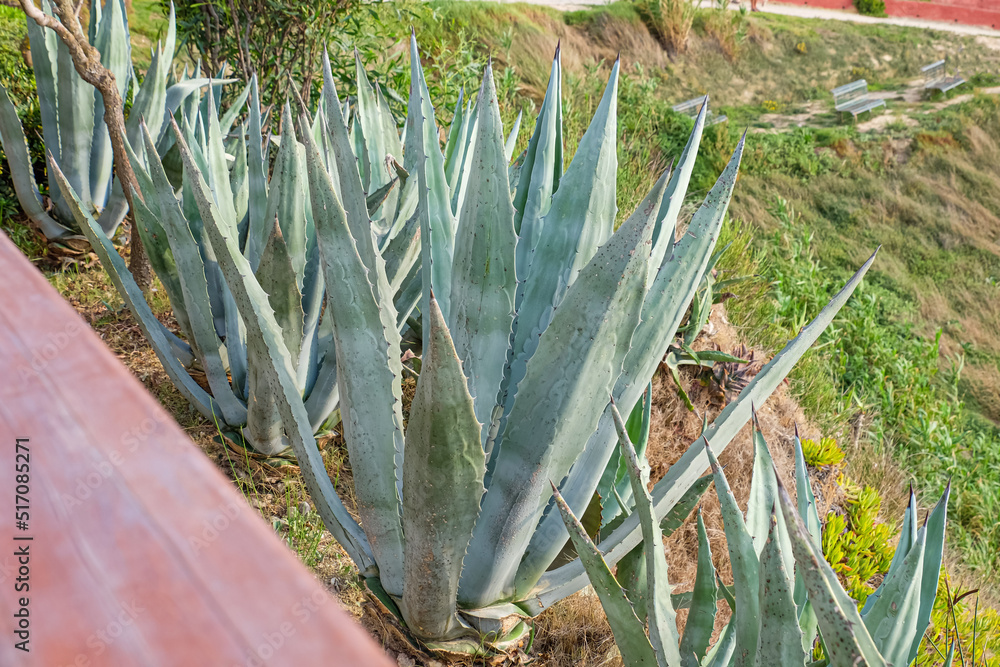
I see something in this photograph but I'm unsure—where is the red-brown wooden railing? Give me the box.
[0,231,393,666]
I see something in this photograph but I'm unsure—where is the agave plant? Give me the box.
[47,48,443,454]
[56,37,876,653]
[556,406,949,667]
[0,0,208,241]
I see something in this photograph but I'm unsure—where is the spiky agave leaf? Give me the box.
[614,400,683,667]
[754,509,807,667]
[460,169,655,608]
[792,430,821,654]
[405,33,456,329]
[861,485,949,666]
[448,62,517,447]
[515,131,745,599]
[497,58,619,450]
[50,158,216,420]
[552,484,658,667]
[170,116,375,575]
[299,111,406,597]
[705,440,760,667]
[531,249,879,612]
[679,509,717,667]
[0,86,71,238]
[133,121,246,427]
[401,297,485,642]
[776,470,888,667]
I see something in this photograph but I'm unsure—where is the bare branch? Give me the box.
[15,0,153,290]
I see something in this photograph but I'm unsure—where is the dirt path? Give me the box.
[753,82,1000,132]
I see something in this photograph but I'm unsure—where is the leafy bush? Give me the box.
[166,0,357,107]
[700,5,749,61]
[853,0,887,18]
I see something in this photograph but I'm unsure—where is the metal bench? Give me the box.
[922,59,966,94]
[672,95,728,125]
[831,79,885,121]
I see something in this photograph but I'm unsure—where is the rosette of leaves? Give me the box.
[557,409,950,667]
[47,49,467,455]
[0,1,210,241]
[54,37,877,654]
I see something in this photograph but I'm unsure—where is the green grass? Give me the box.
[754,196,1000,587]
[276,492,327,568]
[0,4,41,255]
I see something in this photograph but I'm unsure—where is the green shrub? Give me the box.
[166,0,361,107]
[853,0,887,18]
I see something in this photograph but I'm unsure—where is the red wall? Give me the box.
[775,0,1000,30]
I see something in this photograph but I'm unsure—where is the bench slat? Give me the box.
[831,79,868,97]
[0,234,394,666]
[928,75,966,93]
[672,95,707,114]
[848,99,886,117]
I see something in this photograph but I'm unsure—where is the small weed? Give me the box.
[277,492,326,568]
[853,0,887,18]
[850,65,875,83]
[920,573,1000,665]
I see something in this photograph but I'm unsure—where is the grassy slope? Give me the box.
[395,1,1000,590]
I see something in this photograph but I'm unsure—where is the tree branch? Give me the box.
[17,0,153,292]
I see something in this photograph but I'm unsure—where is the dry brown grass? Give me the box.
[534,592,622,666]
[637,0,697,55]
[701,9,744,62]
